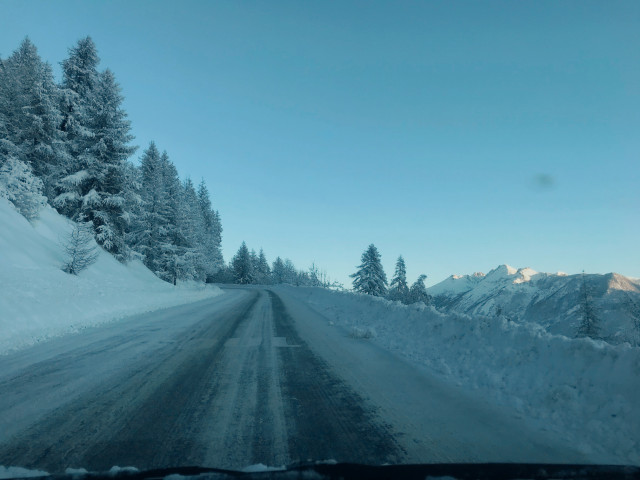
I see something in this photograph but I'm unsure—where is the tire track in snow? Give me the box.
[268,290,404,465]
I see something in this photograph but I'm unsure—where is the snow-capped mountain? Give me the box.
[428,264,640,344]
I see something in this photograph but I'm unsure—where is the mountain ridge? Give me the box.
[428,264,640,344]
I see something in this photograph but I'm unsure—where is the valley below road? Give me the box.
[0,286,589,472]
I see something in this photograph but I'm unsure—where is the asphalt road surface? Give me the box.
[0,287,587,472]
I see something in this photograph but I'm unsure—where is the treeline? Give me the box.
[0,37,223,283]
[351,244,431,305]
[213,241,342,288]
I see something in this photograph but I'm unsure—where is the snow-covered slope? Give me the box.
[277,286,640,465]
[428,264,640,344]
[0,199,222,354]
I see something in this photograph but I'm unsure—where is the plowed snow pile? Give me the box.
[0,199,222,354]
[278,286,640,465]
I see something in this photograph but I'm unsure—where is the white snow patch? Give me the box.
[0,466,49,479]
[513,267,538,284]
[241,464,285,472]
[0,198,223,355]
[108,467,138,476]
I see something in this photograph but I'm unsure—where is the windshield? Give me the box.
[0,0,639,475]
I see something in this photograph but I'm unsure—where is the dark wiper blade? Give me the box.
[4,463,640,480]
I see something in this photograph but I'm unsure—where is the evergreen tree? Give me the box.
[255,248,271,284]
[159,150,189,284]
[197,179,223,279]
[178,177,206,281]
[61,220,99,275]
[0,53,15,165]
[136,142,173,279]
[272,256,286,284]
[577,272,600,338]
[388,255,409,302]
[54,38,135,260]
[54,37,100,217]
[121,160,143,253]
[283,258,298,284]
[249,249,259,282]
[232,241,254,284]
[407,274,430,305]
[84,69,136,258]
[309,262,322,287]
[351,244,387,296]
[1,38,66,199]
[0,156,47,220]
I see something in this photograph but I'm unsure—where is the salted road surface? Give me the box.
[0,287,587,471]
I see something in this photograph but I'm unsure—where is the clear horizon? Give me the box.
[2,0,638,287]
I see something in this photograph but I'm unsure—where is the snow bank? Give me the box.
[0,199,222,355]
[0,466,49,479]
[277,286,640,465]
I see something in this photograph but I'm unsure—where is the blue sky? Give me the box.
[2,1,638,286]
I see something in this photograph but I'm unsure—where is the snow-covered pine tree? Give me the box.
[178,177,206,281]
[249,249,259,282]
[61,219,99,275]
[54,37,101,218]
[351,244,388,296]
[577,272,600,339]
[407,274,430,305]
[283,259,298,285]
[388,255,409,302]
[158,150,190,284]
[197,180,223,280]
[0,48,48,220]
[272,256,286,284]
[308,262,322,287]
[0,156,47,220]
[121,160,143,255]
[83,69,136,259]
[255,248,271,284]
[232,241,254,284]
[1,38,67,199]
[55,39,136,260]
[0,54,12,162]
[136,142,172,278]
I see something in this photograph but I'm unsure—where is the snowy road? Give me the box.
[0,287,587,472]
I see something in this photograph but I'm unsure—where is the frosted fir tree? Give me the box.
[0,38,67,199]
[120,160,143,253]
[577,272,600,339]
[283,259,298,285]
[135,142,174,279]
[178,177,207,281]
[249,249,259,281]
[255,248,271,284]
[82,69,136,258]
[407,274,430,305]
[54,38,136,261]
[272,256,286,284]
[388,255,409,302]
[197,180,223,278]
[159,150,192,284]
[232,241,254,284]
[55,37,100,218]
[0,156,47,220]
[351,244,388,296]
[61,219,99,275]
[308,262,322,287]
[0,56,13,160]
